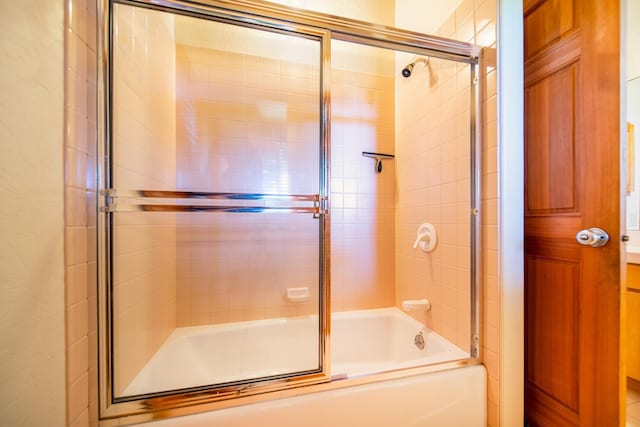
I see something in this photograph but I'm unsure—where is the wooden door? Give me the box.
[524,0,622,426]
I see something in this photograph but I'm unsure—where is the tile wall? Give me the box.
[173,21,398,324]
[110,6,178,396]
[64,0,97,424]
[173,24,321,325]
[395,0,498,425]
[394,54,472,350]
[330,41,397,312]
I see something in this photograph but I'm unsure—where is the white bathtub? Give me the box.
[122,314,320,396]
[123,308,468,396]
[128,308,487,426]
[331,308,469,376]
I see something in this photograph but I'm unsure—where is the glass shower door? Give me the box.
[104,2,329,402]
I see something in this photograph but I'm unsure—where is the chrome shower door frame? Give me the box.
[98,0,332,421]
[96,0,483,424]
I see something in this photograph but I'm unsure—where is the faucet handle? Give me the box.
[413,223,437,252]
[413,231,431,249]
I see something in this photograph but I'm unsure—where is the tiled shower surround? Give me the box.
[64,0,98,424]
[174,34,398,325]
[63,0,500,425]
[111,6,178,396]
[174,35,323,326]
[395,55,473,351]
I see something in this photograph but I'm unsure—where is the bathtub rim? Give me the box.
[102,309,480,424]
[99,357,483,426]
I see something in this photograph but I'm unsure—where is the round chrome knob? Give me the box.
[576,228,609,247]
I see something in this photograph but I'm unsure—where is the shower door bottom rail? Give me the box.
[100,189,326,215]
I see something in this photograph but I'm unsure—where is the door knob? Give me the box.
[575,228,609,247]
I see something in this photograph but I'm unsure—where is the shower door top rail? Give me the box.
[121,0,481,62]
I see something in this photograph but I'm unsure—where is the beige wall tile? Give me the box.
[69,408,89,427]
[66,263,88,307]
[110,5,177,396]
[397,1,500,423]
[174,33,395,324]
[63,0,97,422]
[395,49,474,348]
[67,336,89,385]
[65,226,88,267]
[67,372,89,425]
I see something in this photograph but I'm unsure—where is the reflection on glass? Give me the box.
[328,40,472,377]
[111,4,322,398]
[108,0,478,405]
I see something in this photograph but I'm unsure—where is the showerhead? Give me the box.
[401,63,415,78]
[401,57,430,78]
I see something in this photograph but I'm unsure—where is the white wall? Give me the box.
[497,0,524,425]
[626,0,640,237]
[0,1,66,426]
[628,0,640,80]
[395,0,462,34]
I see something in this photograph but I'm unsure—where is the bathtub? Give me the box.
[123,307,468,396]
[331,308,469,377]
[127,308,486,426]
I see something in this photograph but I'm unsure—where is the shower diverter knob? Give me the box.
[413,223,437,252]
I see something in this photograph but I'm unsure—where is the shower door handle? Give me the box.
[575,228,609,247]
[100,189,325,215]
